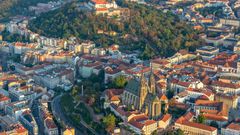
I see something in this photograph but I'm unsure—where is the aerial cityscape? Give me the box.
[0,0,240,135]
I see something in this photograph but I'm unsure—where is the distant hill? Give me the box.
[0,0,56,22]
[29,1,202,59]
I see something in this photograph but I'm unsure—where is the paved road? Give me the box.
[31,99,44,135]
[51,95,98,135]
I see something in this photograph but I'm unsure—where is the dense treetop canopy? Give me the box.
[0,0,57,22]
[29,1,202,59]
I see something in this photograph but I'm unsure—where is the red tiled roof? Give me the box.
[110,96,119,101]
[176,112,217,132]
[91,0,107,4]
[45,118,57,129]
[198,95,210,100]
[196,100,228,117]
[125,65,150,75]
[131,114,148,122]
[0,94,10,102]
[105,67,121,74]
[159,94,168,101]
[20,85,30,90]
[129,114,156,129]
[151,59,170,65]
[110,104,127,116]
[106,89,124,99]
[227,123,240,130]
[96,8,108,11]
[203,114,228,121]
[144,120,156,126]
[15,42,26,47]
[16,126,27,133]
[183,112,194,121]
[182,121,217,132]
[160,114,172,122]
[212,81,240,89]
[195,100,220,106]
[129,120,144,129]
[177,81,191,87]
[84,61,102,68]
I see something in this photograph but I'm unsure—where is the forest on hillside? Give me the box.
[29,1,202,59]
[0,0,57,22]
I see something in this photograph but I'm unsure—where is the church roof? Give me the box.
[145,93,160,102]
[152,95,160,102]
[125,78,140,96]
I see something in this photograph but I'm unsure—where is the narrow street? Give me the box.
[31,99,44,135]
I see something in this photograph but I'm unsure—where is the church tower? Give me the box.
[149,72,156,95]
[150,96,161,119]
[139,74,148,110]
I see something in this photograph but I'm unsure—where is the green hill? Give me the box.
[0,0,56,22]
[29,1,202,59]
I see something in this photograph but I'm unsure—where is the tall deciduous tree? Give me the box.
[197,114,206,124]
[113,75,127,88]
[102,114,116,133]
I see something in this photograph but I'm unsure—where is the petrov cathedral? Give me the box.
[122,71,164,119]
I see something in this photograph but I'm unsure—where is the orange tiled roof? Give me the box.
[227,123,240,130]
[144,120,156,126]
[110,96,120,101]
[129,114,156,129]
[129,120,144,129]
[131,114,148,122]
[212,81,240,89]
[15,42,26,47]
[15,125,27,134]
[0,94,10,102]
[183,112,194,121]
[182,121,217,132]
[159,94,168,101]
[91,0,107,4]
[151,58,170,65]
[195,100,220,106]
[96,8,108,11]
[196,100,228,117]
[176,112,217,132]
[105,68,121,74]
[45,118,57,129]
[106,89,124,98]
[198,95,210,100]
[161,114,172,122]
[178,81,191,87]
[203,113,228,121]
